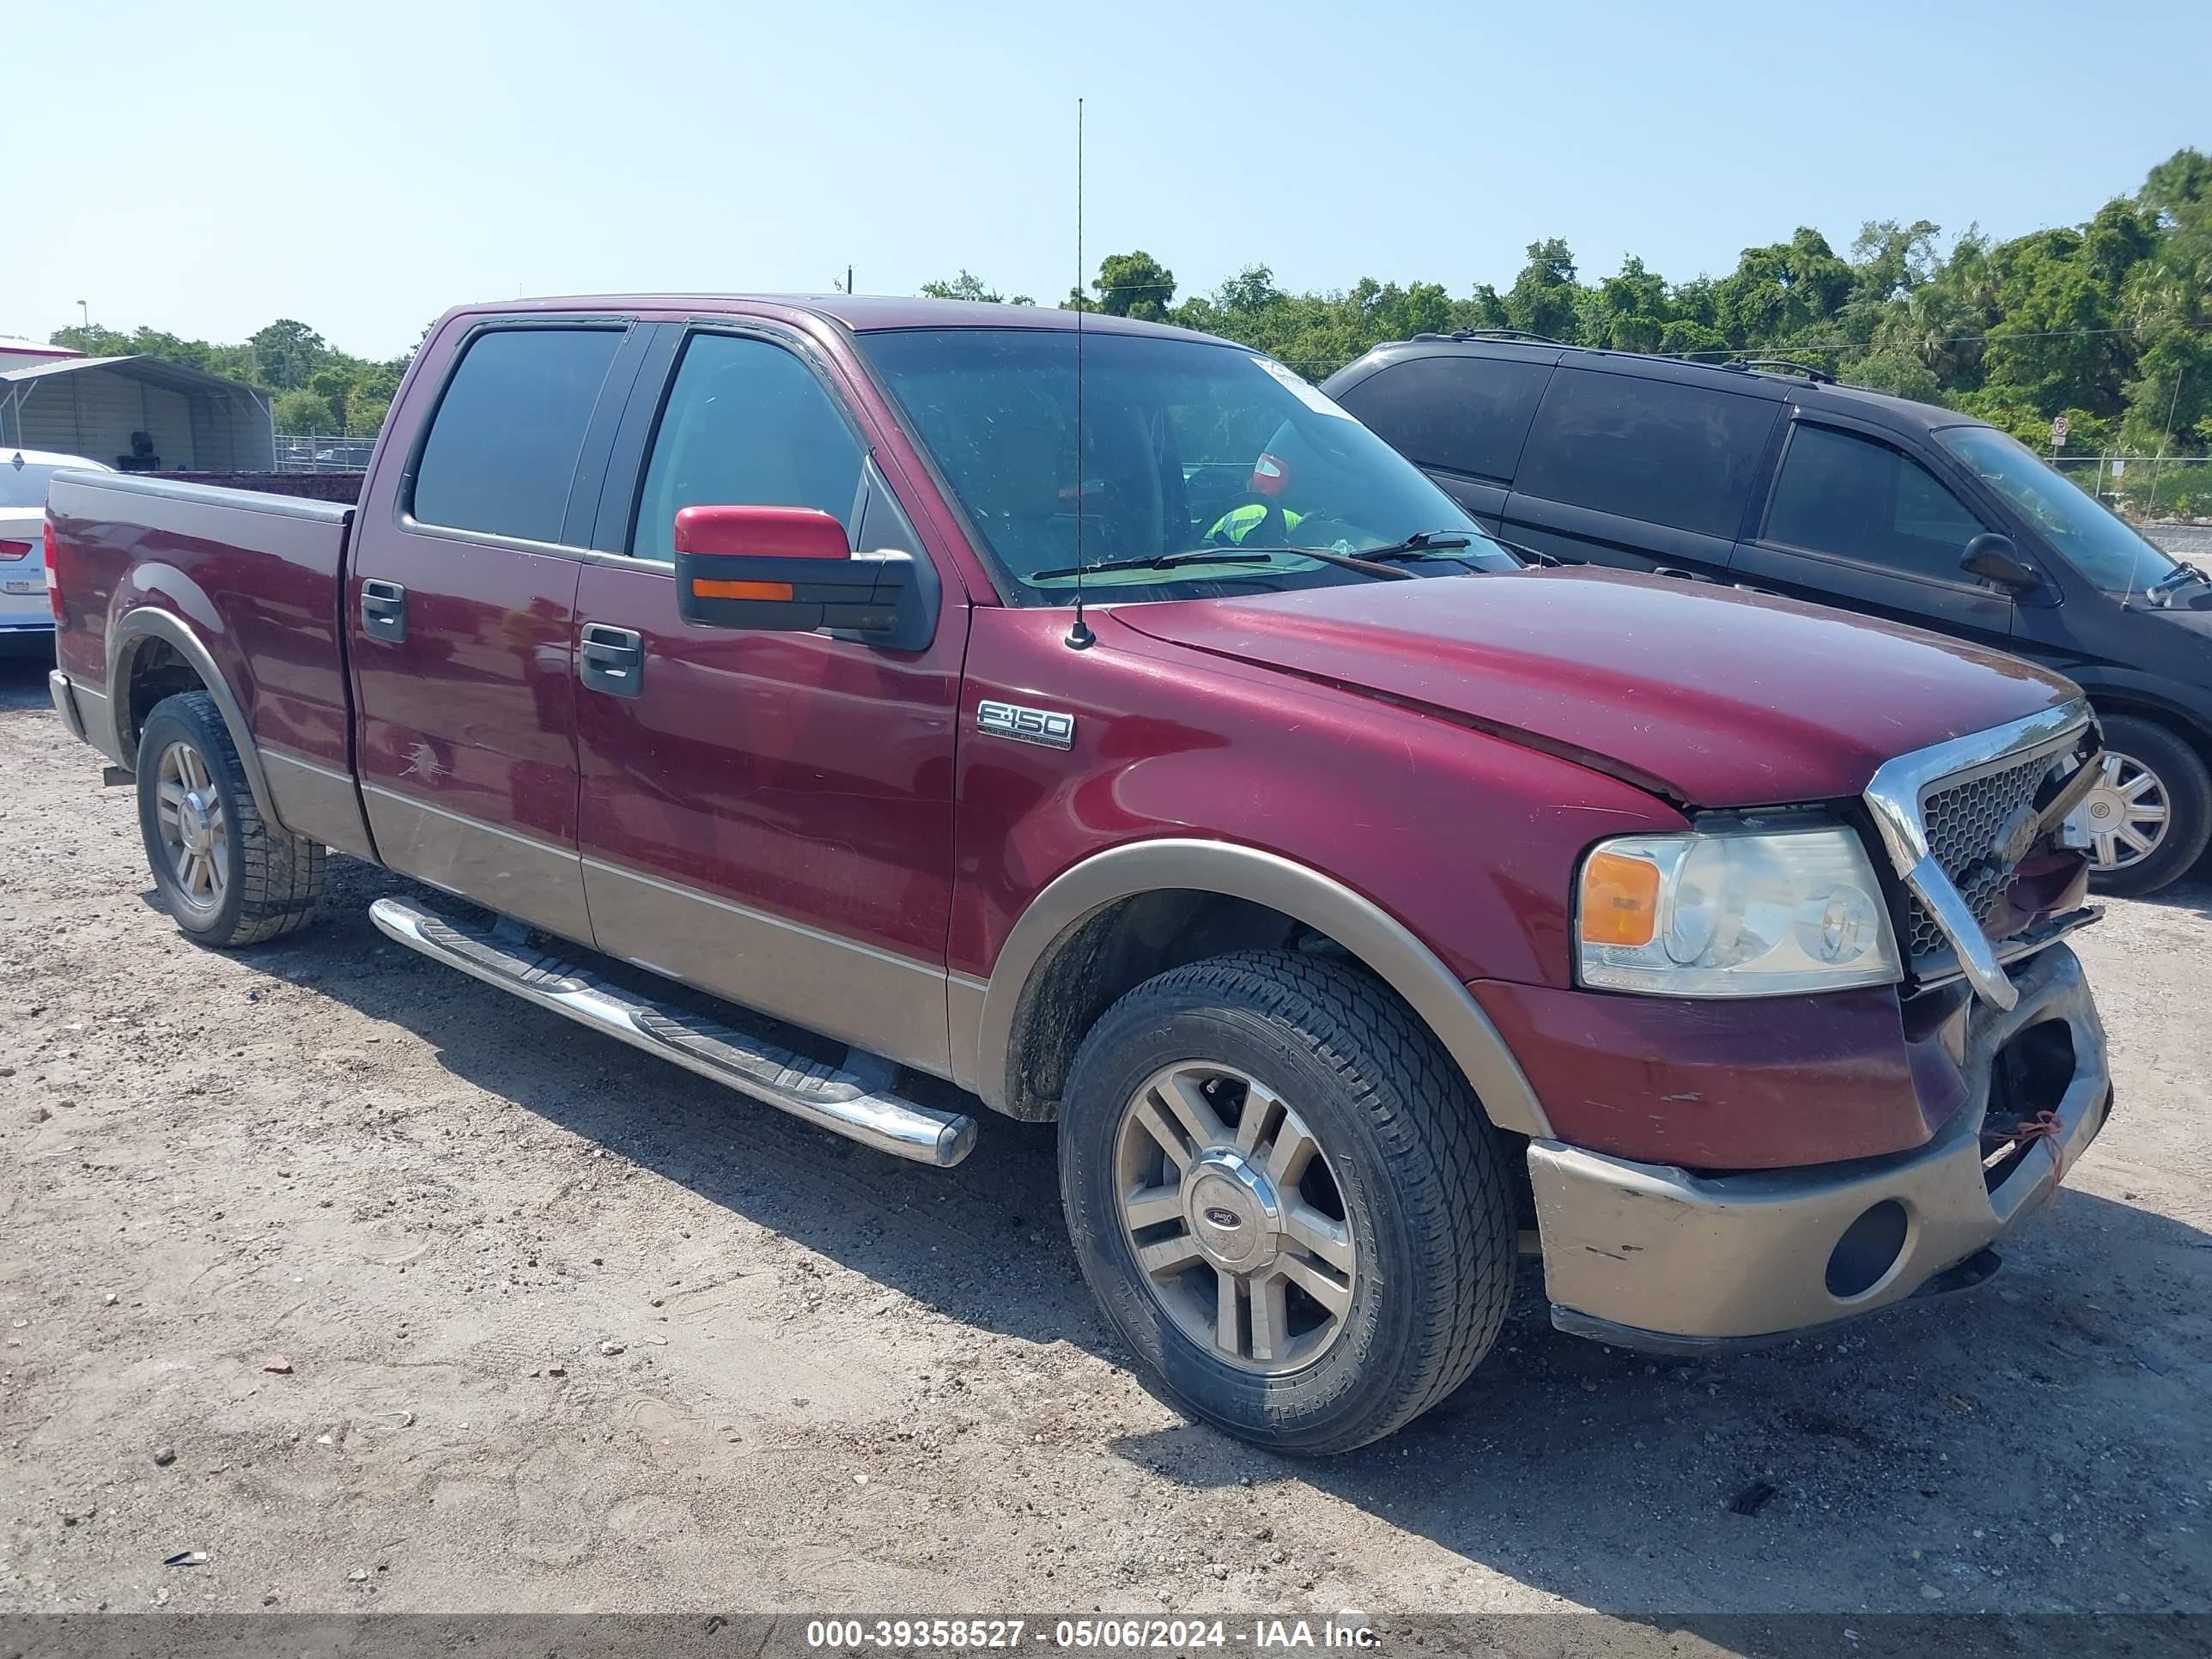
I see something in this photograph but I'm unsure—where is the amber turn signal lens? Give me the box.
[1580,851,1661,947]
[691,579,793,601]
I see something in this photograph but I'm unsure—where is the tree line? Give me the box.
[42,148,2206,456]
[929,148,2211,460]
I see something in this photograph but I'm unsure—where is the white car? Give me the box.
[1,448,111,650]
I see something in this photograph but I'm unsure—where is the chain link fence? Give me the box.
[272,435,377,473]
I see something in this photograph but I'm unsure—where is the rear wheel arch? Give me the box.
[107,609,287,834]
[970,839,1552,1138]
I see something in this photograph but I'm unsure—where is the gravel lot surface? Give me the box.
[2,653,2207,1618]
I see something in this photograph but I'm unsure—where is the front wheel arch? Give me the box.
[969,840,1552,1138]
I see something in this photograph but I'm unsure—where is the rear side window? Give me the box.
[1514,368,1778,538]
[410,327,626,544]
[629,334,866,562]
[1337,355,1551,483]
[1764,423,1988,580]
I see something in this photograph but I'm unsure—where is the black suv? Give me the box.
[1325,333,2212,896]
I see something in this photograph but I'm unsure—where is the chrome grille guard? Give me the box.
[1861,697,2097,1012]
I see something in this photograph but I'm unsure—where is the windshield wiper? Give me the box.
[1029,550,1279,581]
[1349,532,1475,563]
[2145,562,2209,606]
[1364,528,1572,568]
[1031,545,1414,583]
[1186,544,1415,580]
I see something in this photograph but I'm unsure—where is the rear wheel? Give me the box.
[136,691,324,947]
[2075,714,2212,897]
[1059,951,1516,1455]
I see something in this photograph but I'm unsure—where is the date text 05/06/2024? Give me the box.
[802,1616,1381,1650]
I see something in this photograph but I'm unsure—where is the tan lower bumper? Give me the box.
[1528,945,2110,1351]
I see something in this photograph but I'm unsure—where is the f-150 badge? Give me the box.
[976,701,1075,750]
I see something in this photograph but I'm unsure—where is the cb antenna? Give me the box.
[1065,95,1095,650]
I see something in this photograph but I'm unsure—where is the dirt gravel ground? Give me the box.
[1,654,2207,1619]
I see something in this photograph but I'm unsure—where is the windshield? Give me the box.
[0,455,106,510]
[1935,425,2183,596]
[856,328,1516,605]
[0,463,63,511]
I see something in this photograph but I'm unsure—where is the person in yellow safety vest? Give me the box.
[1206,501,1304,544]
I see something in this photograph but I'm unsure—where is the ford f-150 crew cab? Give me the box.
[44,295,2114,1455]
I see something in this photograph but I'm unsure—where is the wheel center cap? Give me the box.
[1183,1150,1282,1273]
[179,793,214,854]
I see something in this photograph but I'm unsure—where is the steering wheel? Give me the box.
[1206,493,1290,549]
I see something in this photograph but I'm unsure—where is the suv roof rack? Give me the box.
[1408,328,1565,347]
[1389,334,1848,389]
[1733,357,1836,385]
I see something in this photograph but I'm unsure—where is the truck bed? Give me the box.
[47,469,359,823]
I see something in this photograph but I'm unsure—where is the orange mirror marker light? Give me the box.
[690,578,794,601]
[1580,850,1661,947]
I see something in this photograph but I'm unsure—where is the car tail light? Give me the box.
[0,538,33,562]
[45,522,63,622]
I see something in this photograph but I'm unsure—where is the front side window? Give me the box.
[410,327,625,544]
[630,334,866,562]
[1936,423,2182,595]
[856,328,1514,605]
[1765,424,1987,581]
[1513,368,1779,538]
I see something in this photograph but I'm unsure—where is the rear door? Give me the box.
[1329,349,1553,528]
[1732,415,2017,647]
[565,319,968,1076]
[1503,365,1783,578]
[349,316,648,940]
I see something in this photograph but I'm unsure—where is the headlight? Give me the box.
[1576,823,1901,997]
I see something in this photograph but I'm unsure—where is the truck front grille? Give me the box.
[1903,754,2061,963]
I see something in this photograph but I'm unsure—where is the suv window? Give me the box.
[411,327,626,544]
[1765,423,1988,581]
[1337,355,1551,483]
[631,333,866,562]
[1514,368,1778,538]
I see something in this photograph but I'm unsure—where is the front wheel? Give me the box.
[2075,714,2212,897]
[1059,951,1516,1455]
[136,691,325,947]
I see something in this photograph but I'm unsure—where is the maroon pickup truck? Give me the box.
[45,295,2113,1454]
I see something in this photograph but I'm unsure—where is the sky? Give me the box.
[11,0,2209,361]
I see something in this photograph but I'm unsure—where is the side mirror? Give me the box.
[672,504,920,643]
[1960,532,2041,592]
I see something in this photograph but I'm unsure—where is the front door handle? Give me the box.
[579,623,644,699]
[360,578,407,643]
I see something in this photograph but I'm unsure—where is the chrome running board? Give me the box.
[368,896,976,1168]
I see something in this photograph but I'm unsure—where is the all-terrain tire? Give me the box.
[135,691,325,947]
[1059,949,1516,1455]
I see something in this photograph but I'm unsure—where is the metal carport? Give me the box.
[0,356,274,471]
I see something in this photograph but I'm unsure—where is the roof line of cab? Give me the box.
[433,292,1237,348]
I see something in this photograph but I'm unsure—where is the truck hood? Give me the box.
[1116,568,2078,807]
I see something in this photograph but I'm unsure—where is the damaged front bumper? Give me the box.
[1528,944,2111,1354]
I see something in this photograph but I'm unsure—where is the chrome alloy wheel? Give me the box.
[2067,749,2172,872]
[1113,1060,1357,1375]
[155,739,229,913]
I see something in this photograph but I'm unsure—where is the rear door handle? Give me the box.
[360,578,407,642]
[579,623,644,699]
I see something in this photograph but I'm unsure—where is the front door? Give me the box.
[1731,416,2018,648]
[349,317,647,941]
[570,325,967,1075]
